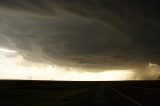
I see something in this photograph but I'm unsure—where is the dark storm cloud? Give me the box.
[0,0,160,70]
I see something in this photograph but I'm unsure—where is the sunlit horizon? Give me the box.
[0,47,136,81]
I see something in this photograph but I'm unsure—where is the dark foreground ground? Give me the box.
[0,80,160,106]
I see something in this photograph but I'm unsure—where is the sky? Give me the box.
[0,0,160,80]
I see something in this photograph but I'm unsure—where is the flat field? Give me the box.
[0,80,160,106]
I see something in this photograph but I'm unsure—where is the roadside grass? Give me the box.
[0,86,103,106]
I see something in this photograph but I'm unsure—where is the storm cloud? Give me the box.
[0,0,160,71]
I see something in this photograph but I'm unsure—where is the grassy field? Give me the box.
[0,80,160,106]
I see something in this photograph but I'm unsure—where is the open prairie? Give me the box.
[0,80,160,106]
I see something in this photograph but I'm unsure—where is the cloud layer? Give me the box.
[0,0,160,71]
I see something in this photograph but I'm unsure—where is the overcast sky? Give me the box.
[0,0,160,80]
